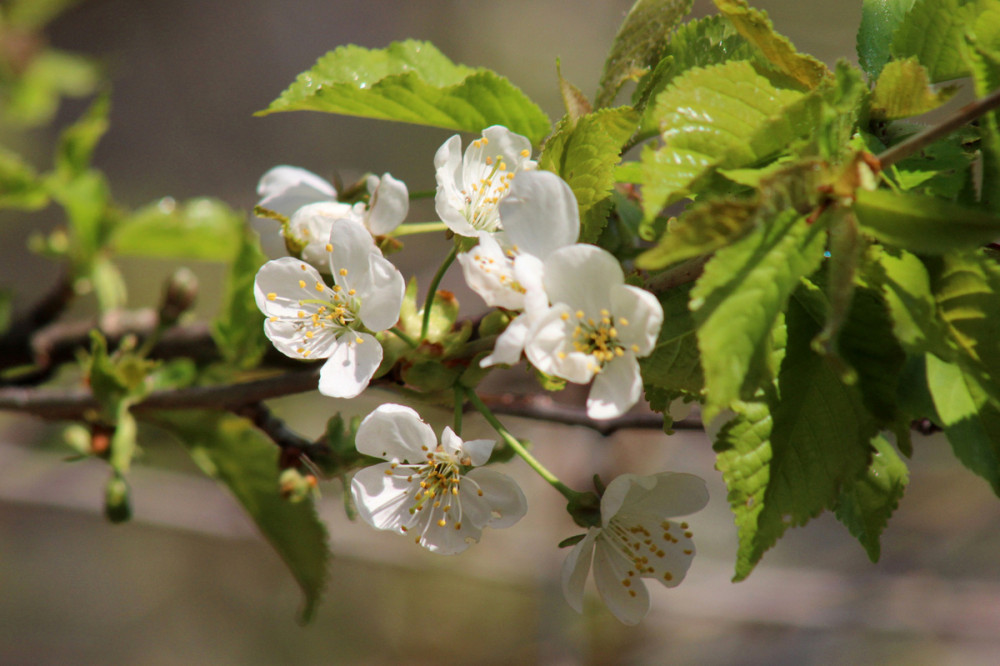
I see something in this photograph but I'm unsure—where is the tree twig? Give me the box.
[876,85,1000,169]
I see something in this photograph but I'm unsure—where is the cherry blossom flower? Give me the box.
[253,217,404,398]
[561,472,709,625]
[457,169,579,311]
[350,404,527,554]
[256,165,337,219]
[524,244,663,419]
[434,125,535,237]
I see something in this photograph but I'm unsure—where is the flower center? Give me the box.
[381,446,482,542]
[601,518,690,597]
[470,246,526,295]
[461,138,517,232]
[569,309,634,371]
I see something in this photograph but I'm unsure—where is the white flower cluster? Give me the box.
[248,125,704,624]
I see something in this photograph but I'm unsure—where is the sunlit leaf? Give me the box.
[540,107,639,242]
[857,0,916,79]
[691,210,826,416]
[854,188,1000,254]
[594,0,692,108]
[871,58,958,120]
[211,227,270,369]
[713,0,831,89]
[258,40,550,144]
[890,0,980,82]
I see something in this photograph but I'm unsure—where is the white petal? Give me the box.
[456,234,525,310]
[366,172,409,235]
[317,332,382,399]
[262,317,338,360]
[356,254,405,332]
[434,135,479,237]
[329,216,379,285]
[512,253,547,313]
[586,352,642,420]
[253,256,326,316]
[288,201,355,268]
[610,284,663,357]
[525,304,594,384]
[481,126,533,170]
[561,529,598,614]
[480,313,530,367]
[543,244,623,315]
[450,432,495,467]
[592,540,652,625]
[415,508,484,555]
[350,464,414,532]
[615,472,710,522]
[465,467,527,529]
[599,473,657,523]
[354,403,437,461]
[500,170,580,259]
[257,166,336,218]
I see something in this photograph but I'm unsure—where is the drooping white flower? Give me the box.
[257,165,337,219]
[561,472,709,625]
[351,404,527,554]
[286,201,357,269]
[457,169,579,311]
[364,172,409,236]
[253,217,405,398]
[524,244,663,419]
[434,125,535,237]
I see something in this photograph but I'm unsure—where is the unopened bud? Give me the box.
[279,468,317,503]
[158,267,198,326]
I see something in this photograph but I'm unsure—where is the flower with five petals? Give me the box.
[253,216,404,398]
[561,472,709,625]
[351,404,527,554]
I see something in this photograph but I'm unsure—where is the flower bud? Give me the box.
[158,267,198,327]
[104,474,132,524]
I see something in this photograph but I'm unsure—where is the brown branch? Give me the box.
[877,85,1000,169]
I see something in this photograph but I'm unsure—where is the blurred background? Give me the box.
[3,0,1000,663]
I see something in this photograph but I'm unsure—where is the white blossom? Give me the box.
[457,169,579,311]
[256,165,337,219]
[351,404,527,554]
[253,217,404,398]
[524,244,663,419]
[561,472,708,625]
[434,125,535,237]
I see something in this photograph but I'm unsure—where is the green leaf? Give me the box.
[53,92,110,178]
[926,354,1000,495]
[211,227,270,369]
[834,435,909,562]
[156,411,330,622]
[0,146,48,210]
[876,247,950,353]
[964,30,1000,213]
[640,282,703,393]
[634,14,759,131]
[691,210,826,416]
[716,296,877,581]
[931,251,1000,397]
[594,0,693,108]
[258,40,550,145]
[639,61,811,221]
[539,107,638,242]
[890,0,980,83]
[857,0,917,79]
[639,158,826,269]
[111,197,245,262]
[871,57,958,120]
[854,188,1000,254]
[713,0,831,89]
[0,49,102,127]
[889,134,974,199]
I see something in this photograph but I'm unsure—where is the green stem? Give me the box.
[390,221,449,237]
[464,388,579,501]
[421,245,457,340]
[389,327,418,348]
[408,189,437,200]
